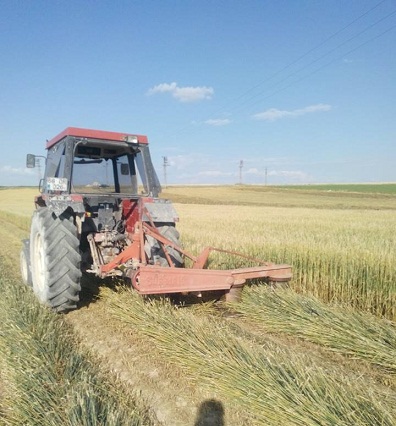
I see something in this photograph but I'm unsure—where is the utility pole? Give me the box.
[239,160,244,184]
[265,167,267,186]
[162,156,169,188]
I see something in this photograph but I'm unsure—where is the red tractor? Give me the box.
[21,127,292,312]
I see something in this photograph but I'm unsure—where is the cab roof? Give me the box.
[46,127,148,149]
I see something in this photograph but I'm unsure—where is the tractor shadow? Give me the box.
[194,399,225,426]
[77,273,119,308]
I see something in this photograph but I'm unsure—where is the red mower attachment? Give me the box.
[95,200,292,301]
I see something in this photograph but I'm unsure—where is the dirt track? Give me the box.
[66,291,232,426]
[67,267,264,425]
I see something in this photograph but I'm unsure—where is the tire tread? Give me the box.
[30,208,81,312]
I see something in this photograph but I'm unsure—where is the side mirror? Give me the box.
[26,154,36,168]
[120,163,129,175]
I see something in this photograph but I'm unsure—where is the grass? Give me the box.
[0,185,395,424]
[175,203,396,319]
[104,287,396,426]
[0,186,394,318]
[0,208,155,425]
[161,184,396,209]
[0,272,153,426]
[0,187,38,217]
[0,262,155,426]
[232,286,396,377]
[277,183,396,194]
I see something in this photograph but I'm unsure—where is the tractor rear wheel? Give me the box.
[30,208,82,312]
[20,239,32,286]
[145,225,184,267]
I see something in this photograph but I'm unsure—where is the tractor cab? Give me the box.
[27,127,161,198]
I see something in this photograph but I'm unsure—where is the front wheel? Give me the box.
[30,208,82,312]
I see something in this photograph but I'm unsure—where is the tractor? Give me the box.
[20,127,292,312]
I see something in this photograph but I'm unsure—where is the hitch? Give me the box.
[97,217,292,298]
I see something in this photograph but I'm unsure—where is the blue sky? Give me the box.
[1,0,395,186]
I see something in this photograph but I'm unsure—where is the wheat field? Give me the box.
[0,185,395,425]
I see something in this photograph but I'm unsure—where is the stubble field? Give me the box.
[0,185,395,425]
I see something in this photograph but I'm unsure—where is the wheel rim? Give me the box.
[20,250,28,282]
[33,232,46,295]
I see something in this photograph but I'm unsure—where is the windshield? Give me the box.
[72,153,144,194]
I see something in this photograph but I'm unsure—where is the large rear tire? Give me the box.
[30,208,82,312]
[144,225,184,267]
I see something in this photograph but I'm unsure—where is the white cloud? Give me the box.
[0,164,38,186]
[198,170,233,177]
[0,165,35,176]
[167,154,203,170]
[204,118,231,126]
[268,170,310,180]
[159,153,236,183]
[242,167,310,182]
[253,103,331,121]
[245,167,261,175]
[147,82,214,103]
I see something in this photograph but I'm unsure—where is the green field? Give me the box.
[161,183,396,209]
[0,185,395,425]
[274,183,396,194]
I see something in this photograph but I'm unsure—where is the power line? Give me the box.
[171,0,395,136]
[224,0,389,108]
[242,22,396,113]
[225,8,396,115]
